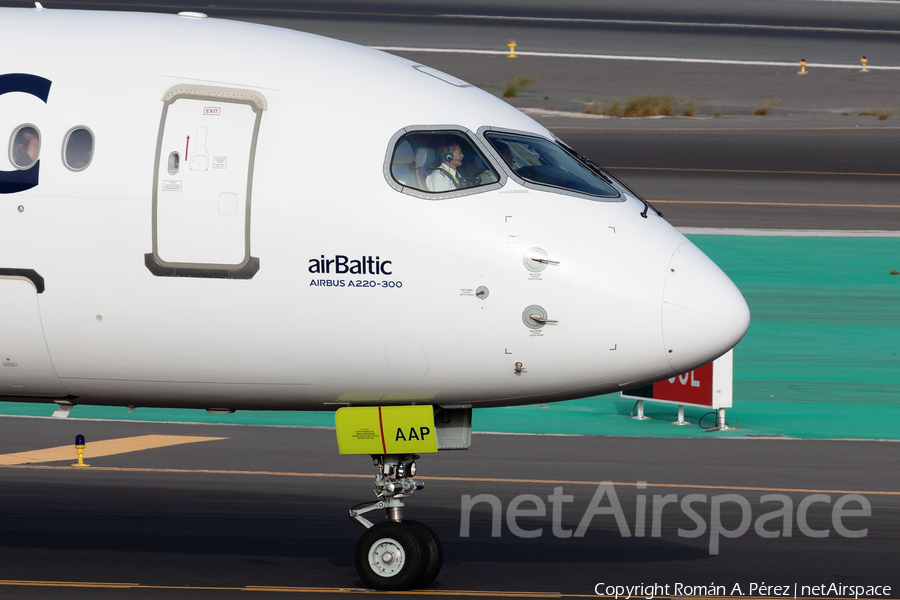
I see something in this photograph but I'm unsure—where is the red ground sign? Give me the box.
[649,362,714,406]
[622,351,734,409]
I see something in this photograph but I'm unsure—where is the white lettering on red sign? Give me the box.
[670,371,701,387]
[652,361,714,406]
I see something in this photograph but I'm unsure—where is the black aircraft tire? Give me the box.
[403,520,443,588]
[355,522,427,591]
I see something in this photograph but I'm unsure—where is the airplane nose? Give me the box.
[662,241,751,373]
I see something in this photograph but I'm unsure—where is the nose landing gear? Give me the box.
[350,454,443,590]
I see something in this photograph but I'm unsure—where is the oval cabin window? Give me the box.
[63,127,94,171]
[9,125,41,169]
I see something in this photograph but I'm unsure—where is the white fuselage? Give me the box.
[0,8,749,411]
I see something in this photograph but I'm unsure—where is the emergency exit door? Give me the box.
[149,85,266,278]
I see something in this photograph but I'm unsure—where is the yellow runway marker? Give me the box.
[0,579,137,589]
[0,435,227,466]
[3,465,898,496]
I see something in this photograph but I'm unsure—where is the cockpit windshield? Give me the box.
[485,132,620,199]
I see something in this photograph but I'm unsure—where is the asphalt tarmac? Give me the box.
[539,117,900,230]
[1,417,898,599]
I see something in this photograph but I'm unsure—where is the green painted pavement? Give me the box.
[3,236,898,439]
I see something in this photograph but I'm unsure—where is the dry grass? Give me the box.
[623,94,676,116]
[681,99,704,117]
[754,99,786,116]
[502,75,539,98]
[582,95,680,117]
[858,106,894,120]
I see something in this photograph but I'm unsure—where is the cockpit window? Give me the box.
[485,131,620,199]
[390,131,500,194]
[9,125,40,169]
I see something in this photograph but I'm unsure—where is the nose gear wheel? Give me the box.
[403,520,443,588]
[349,454,443,590]
[355,522,425,590]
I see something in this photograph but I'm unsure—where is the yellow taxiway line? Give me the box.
[3,464,897,496]
[0,435,227,466]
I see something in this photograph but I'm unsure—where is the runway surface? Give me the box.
[541,118,900,230]
[1,417,898,599]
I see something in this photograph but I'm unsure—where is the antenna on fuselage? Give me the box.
[34,2,44,10]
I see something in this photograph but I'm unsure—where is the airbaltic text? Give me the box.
[309,255,392,275]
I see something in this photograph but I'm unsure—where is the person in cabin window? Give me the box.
[12,127,40,168]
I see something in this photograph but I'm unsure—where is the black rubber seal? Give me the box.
[0,268,45,293]
[144,254,259,280]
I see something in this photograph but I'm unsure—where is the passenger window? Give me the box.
[485,132,619,199]
[9,125,40,169]
[63,127,94,171]
[390,131,499,193]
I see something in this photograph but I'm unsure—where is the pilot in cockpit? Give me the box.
[425,143,464,192]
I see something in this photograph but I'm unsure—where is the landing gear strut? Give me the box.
[350,454,443,590]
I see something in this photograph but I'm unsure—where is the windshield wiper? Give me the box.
[556,139,663,219]
[600,165,664,219]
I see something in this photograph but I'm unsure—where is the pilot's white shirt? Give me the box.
[426,164,460,192]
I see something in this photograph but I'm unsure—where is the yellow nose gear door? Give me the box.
[148,85,266,279]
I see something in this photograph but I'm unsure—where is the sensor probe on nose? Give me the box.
[529,314,558,324]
